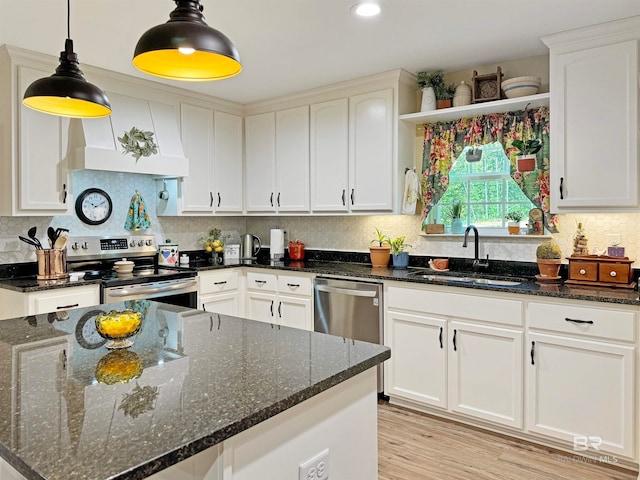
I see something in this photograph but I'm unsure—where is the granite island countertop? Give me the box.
[0,301,389,480]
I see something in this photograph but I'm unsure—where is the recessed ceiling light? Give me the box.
[352,2,382,17]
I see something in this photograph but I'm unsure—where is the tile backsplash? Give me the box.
[1,170,639,266]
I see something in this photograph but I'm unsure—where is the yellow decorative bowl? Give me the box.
[95,309,143,349]
[95,350,143,384]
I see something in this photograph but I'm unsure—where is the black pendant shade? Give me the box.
[133,0,241,81]
[23,39,111,118]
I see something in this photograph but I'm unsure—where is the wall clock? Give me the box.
[472,67,503,103]
[75,188,113,225]
[75,309,108,349]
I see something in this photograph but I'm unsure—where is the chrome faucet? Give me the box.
[463,225,489,269]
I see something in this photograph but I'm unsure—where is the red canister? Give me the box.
[288,240,305,260]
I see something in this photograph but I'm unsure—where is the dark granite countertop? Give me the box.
[0,301,389,480]
[2,250,638,305]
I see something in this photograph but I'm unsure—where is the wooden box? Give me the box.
[565,255,635,289]
[424,224,445,234]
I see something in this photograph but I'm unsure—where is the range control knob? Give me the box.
[129,240,136,247]
[145,239,153,246]
[71,242,79,250]
[81,242,89,249]
[137,240,145,247]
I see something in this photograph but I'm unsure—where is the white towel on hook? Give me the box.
[402,168,420,215]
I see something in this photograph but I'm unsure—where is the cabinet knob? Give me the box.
[579,269,586,275]
[610,271,617,277]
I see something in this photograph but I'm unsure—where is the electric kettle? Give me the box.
[241,234,261,259]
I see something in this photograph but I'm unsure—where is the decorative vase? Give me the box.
[369,245,391,268]
[420,87,436,112]
[517,154,536,172]
[453,81,472,107]
[392,252,409,269]
[437,99,452,109]
[507,222,520,235]
[451,218,464,234]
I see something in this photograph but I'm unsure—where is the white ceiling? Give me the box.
[1,1,639,104]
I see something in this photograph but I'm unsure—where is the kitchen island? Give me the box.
[0,301,389,480]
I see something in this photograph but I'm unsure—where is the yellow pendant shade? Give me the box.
[133,0,241,82]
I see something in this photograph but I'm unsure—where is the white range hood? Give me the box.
[69,92,189,177]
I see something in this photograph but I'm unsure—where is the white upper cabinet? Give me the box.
[180,103,214,213]
[310,98,349,212]
[213,111,243,213]
[245,112,277,212]
[275,106,310,212]
[542,18,640,211]
[349,89,394,211]
[0,55,71,216]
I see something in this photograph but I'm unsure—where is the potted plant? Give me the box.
[446,200,465,234]
[389,236,412,269]
[416,70,455,111]
[512,139,542,172]
[536,240,562,279]
[505,211,524,235]
[370,228,391,267]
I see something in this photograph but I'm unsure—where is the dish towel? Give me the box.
[124,190,151,231]
[402,168,420,215]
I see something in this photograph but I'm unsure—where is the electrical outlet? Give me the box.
[299,449,329,480]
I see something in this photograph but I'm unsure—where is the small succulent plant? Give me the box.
[536,240,562,259]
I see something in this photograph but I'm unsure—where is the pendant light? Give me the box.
[133,0,241,82]
[22,0,111,118]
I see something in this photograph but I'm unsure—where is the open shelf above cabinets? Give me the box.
[399,92,550,125]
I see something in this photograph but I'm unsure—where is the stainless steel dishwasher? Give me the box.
[313,277,384,393]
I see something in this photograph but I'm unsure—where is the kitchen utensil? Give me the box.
[47,227,56,248]
[54,231,69,250]
[288,240,305,260]
[27,226,43,249]
[241,234,261,259]
[18,235,41,249]
[270,229,285,260]
[114,258,135,274]
[158,242,179,266]
[158,180,170,200]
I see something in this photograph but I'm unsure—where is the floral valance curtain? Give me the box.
[420,106,558,233]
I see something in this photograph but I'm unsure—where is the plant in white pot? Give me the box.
[446,200,465,234]
[389,236,412,269]
[417,70,451,112]
[369,228,391,268]
[505,211,524,235]
[512,139,542,172]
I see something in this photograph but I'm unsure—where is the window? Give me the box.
[426,142,534,231]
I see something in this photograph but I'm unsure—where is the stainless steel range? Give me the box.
[66,235,198,308]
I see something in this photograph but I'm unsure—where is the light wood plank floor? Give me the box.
[378,402,637,480]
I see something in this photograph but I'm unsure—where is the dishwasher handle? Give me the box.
[315,284,377,297]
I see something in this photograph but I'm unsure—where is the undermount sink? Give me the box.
[407,271,524,287]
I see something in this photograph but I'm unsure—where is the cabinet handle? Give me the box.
[278,301,282,318]
[254,280,267,285]
[565,317,594,325]
[213,281,227,285]
[217,192,221,207]
[287,283,300,288]
[56,303,78,310]
[62,183,67,204]
[452,329,457,351]
[210,192,214,207]
[270,300,274,317]
[202,303,206,311]
[277,192,281,207]
[341,189,346,206]
[270,192,274,207]
[559,177,564,200]
[439,327,443,349]
[610,271,617,277]
[531,341,535,365]
[350,188,355,205]
[579,269,586,275]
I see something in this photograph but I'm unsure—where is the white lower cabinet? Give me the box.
[245,270,313,330]
[0,285,100,320]
[199,269,240,316]
[526,300,636,459]
[385,283,523,429]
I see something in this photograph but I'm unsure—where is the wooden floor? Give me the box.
[378,402,637,480]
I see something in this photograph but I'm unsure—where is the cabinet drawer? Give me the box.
[29,286,99,314]
[277,275,312,296]
[598,263,632,284]
[199,270,239,294]
[568,261,598,282]
[246,271,277,292]
[527,301,635,342]
[386,285,522,326]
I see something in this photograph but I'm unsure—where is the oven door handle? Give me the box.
[108,279,198,297]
